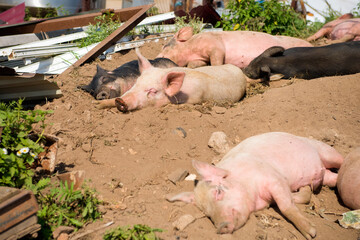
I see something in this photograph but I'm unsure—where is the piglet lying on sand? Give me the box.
[96,48,247,112]
[168,132,344,239]
[243,41,360,81]
[307,13,360,43]
[337,148,360,209]
[157,26,312,68]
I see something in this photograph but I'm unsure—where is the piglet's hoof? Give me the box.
[115,98,128,113]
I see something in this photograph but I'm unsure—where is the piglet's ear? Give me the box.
[175,26,194,42]
[192,160,229,183]
[166,192,195,204]
[162,72,185,97]
[136,48,153,73]
[96,65,108,74]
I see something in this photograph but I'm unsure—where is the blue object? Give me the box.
[175,0,183,7]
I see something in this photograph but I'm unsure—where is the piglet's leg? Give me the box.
[292,186,312,204]
[94,98,116,109]
[323,169,338,187]
[209,49,225,66]
[187,60,207,68]
[306,28,331,41]
[269,181,316,240]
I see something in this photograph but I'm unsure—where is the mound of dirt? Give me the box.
[36,39,360,240]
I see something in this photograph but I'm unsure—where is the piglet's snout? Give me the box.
[115,98,128,113]
[216,222,234,234]
[96,91,110,100]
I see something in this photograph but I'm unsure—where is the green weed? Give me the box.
[103,224,163,240]
[352,2,360,17]
[78,14,122,48]
[175,16,204,34]
[0,99,52,188]
[216,0,308,37]
[26,179,103,239]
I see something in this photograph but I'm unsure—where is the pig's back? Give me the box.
[337,148,360,209]
[274,35,313,48]
[187,64,246,103]
[219,132,325,190]
[218,31,311,68]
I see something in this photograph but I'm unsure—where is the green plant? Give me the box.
[174,16,204,34]
[78,14,121,48]
[26,179,102,239]
[0,99,52,188]
[147,7,160,16]
[216,0,308,37]
[103,224,163,240]
[351,2,360,17]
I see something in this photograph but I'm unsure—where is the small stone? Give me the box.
[53,226,74,239]
[129,148,137,155]
[65,103,72,111]
[57,170,85,190]
[168,169,189,184]
[40,140,58,173]
[83,110,91,123]
[208,132,230,154]
[57,233,69,240]
[185,174,196,181]
[172,214,196,231]
[213,106,226,114]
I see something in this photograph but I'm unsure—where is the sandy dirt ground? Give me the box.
[36,38,360,240]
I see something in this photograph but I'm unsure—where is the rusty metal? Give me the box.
[0,5,148,36]
[63,3,153,71]
[0,187,39,233]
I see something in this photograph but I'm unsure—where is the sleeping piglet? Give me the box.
[337,148,360,209]
[95,48,247,112]
[167,132,344,239]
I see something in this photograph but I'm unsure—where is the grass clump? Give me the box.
[0,99,52,188]
[216,0,308,37]
[78,14,121,48]
[174,16,204,34]
[26,180,103,239]
[0,99,102,239]
[103,224,163,240]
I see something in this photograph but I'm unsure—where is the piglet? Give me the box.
[167,132,344,239]
[307,13,360,43]
[95,48,247,112]
[157,26,312,68]
[80,58,177,100]
[337,148,360,209]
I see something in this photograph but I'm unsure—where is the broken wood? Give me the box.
[70,4,154,68]
[0,6,150,36]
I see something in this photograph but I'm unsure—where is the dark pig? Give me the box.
[337,148,360,209]
[80,58,177,100]
[243,41,360,81]
[167,132,344,239]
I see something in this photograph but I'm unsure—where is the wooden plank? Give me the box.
[0,77,62,100]
[60,4,153,77]
[0,6,147,36]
